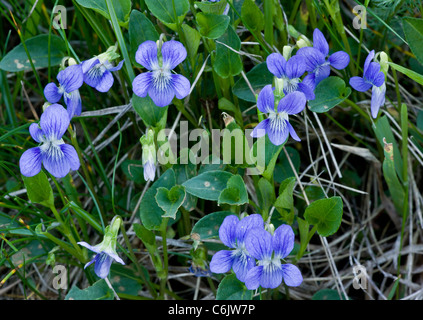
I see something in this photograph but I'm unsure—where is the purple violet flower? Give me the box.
[210,214,264,282]
[19,104,80,179]
[266,53,315,100]
[297,28,350,90]
[132,40,191,107]
[44,64,83,119]
[349,50,386,118]
[244,224,303,290]
[81,58,124,92]
[251,85,306,146]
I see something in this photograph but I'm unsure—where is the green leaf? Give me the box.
[232,62,273,102]
[303,196,343,237]
[197,12,230,39]
[308,76,351,113]
[403,17,423,66]
[144,0,189,24]
[182,24,201,64]
[182,170,233,201]
[251,135,285,181]
[173,158,198,211]
[312,289,346,300]
[128,10,159,66]
[132,93,168,128]
[274,177,296,224]
[191,211,235,241]
[241,0,264,33]
[139,169,176,230]
[218,174,248,206]
[0,35,66,72]
[65,280,114,300]
[216,274,252,300]
[194,0,228,15]
[388,61,423,86]
[256,178,275,216]
[75,0,131,26]
[22,171,54,208]
[155,185,186,219]
[120,159,145,183]
[133,223,157,252]
[213,25,243,78]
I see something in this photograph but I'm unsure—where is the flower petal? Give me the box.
[232,253,255,282]
[349,76,372,92]
[95,71,114,92]
[171,74,190,99]
[78,241,101,254]
[371,83,386,119]
[106,251,125,265]
[282,264,303,287]
[81,57,100,74]
[273,224,295,259]
[261,264,283,289]
[135,40,158,70]
[245,228,272,260]
[313,28,329,57]
[314,64,331,85]
[235,213,264,244]
[42,147,70,179]
[161,40,187,70]
[302,73,316,91]
[328,51,350,70]
[266,53,286,78]
[245,266,263,290]
[132,72,153,98]
[287,121,301,142]
[29,123,44,143]
[219,215,239,248]
[297,82,315,101]
[107,59,124,72]
[143,160,156,182]
[57,64,84,93]
[277,91,306,115]
[44,83,62,103]
[63,90,82,119]
[285,55,306,79]
[60,144,80,171]
[365,62,384,87]
[210,250,234,274]
[257,85,275,113]
[148,81,175,107]
[94,252,113,279]
[40,104,70,140]
[251,119,269,139]
[267,119,289,146]
[296,47,325,72]
[363,50,375,75]
[19,147,42,177]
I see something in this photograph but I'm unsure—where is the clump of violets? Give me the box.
[349,50,386,118]
[210,214,265,282]
[251,85,306,145]
[244,224,303,290]
[19,104,80,179]
[140,129,157,182]
[78,216,125,279]
[297,28,350,90]
[81,44,124,93]
[44,62,83,119]
[132,40,190,107]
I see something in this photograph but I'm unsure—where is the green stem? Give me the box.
[264,0,274,47]
[159,218,169,299]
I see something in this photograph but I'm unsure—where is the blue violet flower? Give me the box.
[297,28,350,90]
[44,64,83,119]
[132,40,190,107]
[19,104,80,179]
[244,224,303,290]
[251,85,306,145]
[210,214,264,282]
[349,50,386,118]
